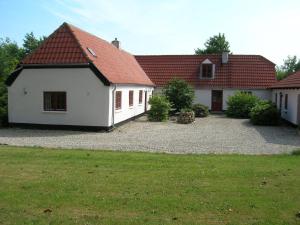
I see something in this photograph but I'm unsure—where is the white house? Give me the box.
[6,23,154,131]
[6,22,279,130]
[135,54,276,111]
[271,71,300,125]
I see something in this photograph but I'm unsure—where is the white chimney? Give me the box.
[111,38,120,49]
[222,52,229,64]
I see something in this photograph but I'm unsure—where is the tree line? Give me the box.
[0,33,46,124]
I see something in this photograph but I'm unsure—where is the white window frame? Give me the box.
[200,59,215,79]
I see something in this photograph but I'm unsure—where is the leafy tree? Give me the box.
[163,78,195,112]
[276,55,300,80]
[0,33,46,125]
[195,33,230,55]
[20,32,46,58]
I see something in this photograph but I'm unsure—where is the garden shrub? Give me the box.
[148,95,171,122]
[226,92,259,118]
[250,100,280,125]
[163,78,195,112]
[177,108,195,124]
[291,149,300,156]
[192,104,209,117]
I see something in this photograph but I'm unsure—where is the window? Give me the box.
[87,47,97,57]
[43,92,66,111]
[139,90,143,104]
[285,94,288,110]
[115,91,122,110]
[201,64,213,78]
[129,90,134,107]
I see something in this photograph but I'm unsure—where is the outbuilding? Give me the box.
[271,71,300,125]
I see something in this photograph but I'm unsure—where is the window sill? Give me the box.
[42,111,67,114]
[129,106,134,109]
[115,109,122,113]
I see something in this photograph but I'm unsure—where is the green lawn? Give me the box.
[0,146,299,225]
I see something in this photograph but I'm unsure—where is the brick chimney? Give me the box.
[111,38,120,49]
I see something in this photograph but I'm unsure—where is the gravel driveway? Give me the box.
[0,115,299,154]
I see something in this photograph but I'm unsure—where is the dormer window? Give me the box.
[202,64,213,78]
[200,59,215,79]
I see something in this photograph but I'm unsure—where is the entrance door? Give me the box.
[144,91,148,112]
[211,90,223,112]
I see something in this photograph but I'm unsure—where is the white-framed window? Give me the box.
[129,90,134,107]
[43,92,66,111]
[200,59,215,79]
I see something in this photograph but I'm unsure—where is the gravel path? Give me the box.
[0,115,299,154]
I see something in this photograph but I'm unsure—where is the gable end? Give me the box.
[5,63,111,87]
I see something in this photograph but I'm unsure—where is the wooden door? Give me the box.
[211,90,223,112]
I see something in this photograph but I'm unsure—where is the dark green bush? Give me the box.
[148,95,171,122]
[0,85,8,127]
[192,104,209,117]
[163,78,195,112]
[250,101,280,125]
[226,92,259,118]
[291,149,300,156]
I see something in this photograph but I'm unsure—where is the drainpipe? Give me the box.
[111,84,117,129]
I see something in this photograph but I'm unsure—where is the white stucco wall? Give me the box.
[108,85,154,126]
[194,89,212,109]
[194,88,271,110]
[8,68,111,127]
[272,89,300,125]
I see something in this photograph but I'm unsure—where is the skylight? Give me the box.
[87,47,97,57]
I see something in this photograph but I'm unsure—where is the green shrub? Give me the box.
[192,104,209,117]
[148,95,171,122]
[0,85,8,127]
[163,78,195,112]
[291,149,300,156]
[250,100,280,125]
[226,92,259,118]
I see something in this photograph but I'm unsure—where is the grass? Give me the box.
[0,146,300,225]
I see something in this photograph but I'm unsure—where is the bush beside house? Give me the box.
[250,101,280,125]
[148,95,171,122]
[192,104,209,117]
[226,92,259,118]
[163,78,195,112]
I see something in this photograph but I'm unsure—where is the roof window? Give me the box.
[87,47,97,57]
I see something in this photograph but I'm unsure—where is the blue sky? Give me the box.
[1,0,299,65]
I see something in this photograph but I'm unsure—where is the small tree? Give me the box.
[195,33,230,55]
[163,78,195,112]
[148,95,171,122]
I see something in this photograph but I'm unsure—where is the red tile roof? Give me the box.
[22,23,154,86]
[271,70,300,89]
[135,55,276,88]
